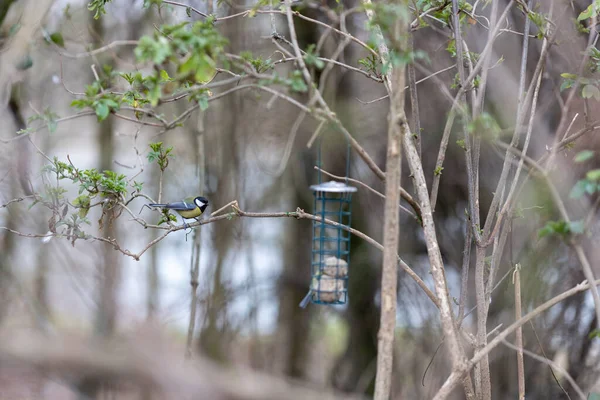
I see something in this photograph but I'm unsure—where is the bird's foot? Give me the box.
[183,222,193,241]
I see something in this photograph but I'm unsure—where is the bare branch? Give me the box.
[495,141,600,329]
[513,265,525,400]
[434,278,600,398]
[58,40,139,59]
[501,340,585,400]
[316,167,417,220]
[163,0,209,17]
[374,8,406,396]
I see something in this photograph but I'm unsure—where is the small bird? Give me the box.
[147,196,209,228]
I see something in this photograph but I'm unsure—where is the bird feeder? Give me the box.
[308,180,357,305]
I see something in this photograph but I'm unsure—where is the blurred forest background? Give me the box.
[1,0,600,399]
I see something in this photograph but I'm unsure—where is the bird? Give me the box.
[146,196,209,228]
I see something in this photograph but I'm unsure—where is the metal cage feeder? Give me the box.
[308,180,357,305]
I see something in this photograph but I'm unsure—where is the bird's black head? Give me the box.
[194,196,209,212]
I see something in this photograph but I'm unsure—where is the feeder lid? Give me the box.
[310,180,357,193]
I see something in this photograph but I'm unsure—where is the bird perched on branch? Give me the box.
[146,196,209,228]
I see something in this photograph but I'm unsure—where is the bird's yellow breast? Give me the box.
[177,208,203,219]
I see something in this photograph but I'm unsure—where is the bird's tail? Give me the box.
[147,203,167,207]
[299,291,312,308]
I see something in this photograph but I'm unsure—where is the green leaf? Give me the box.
[195,54,217,83]
[143,0,163,7]
[103,98,120,109]
[88,0,114,19]
[578,2,599,21]
[179,53,217,84]
[16,128,33,135]
[85,82,101,97]
[560,73,578,79]
[528,10,549,38]
[16,54,33,71]
[49,32,65,48]
[568,220,585,235]
[446,39,456,57]
[569,180,587,199]
[574,150,594,162]
[538,220,570,238]
[582,84,600,100]
[8,23,21,37]
[304,44,325,70]
[94,102,110,121]
[63,4,72,19]
[289,70,308,93]
[28,199,40,210]
[78,207,89,218]
[48,119,58,133]
[134,36,171,65]
[537,225,553,238]
[70,99,87,109]
[73,195,91,218]
[560,79,574,92]
[133,181,143,192]
[159,69,172,82]
[467,112,501,139]
[198,95,209,111]
[148,84,162,107]
[586,169,600,181]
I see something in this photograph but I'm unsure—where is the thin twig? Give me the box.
[163,0,208,17]
[0,195,36,208]
[211,200,238,216]
[480,8,556,248]
[495,141,600,329]
[404,120,472,394]
[0,111,98,143]
[407,34,421,157]
[529,320,573,400]
[429,1,515,214]
[2,202,440,308]
[58,40,139,59]
[306,120,326,149]
[513,264,525,400]
[316,167,416,219]
[186,233,201,359]
[273,56,383,82]
[434,278,600,399]
[485,56,544,299]
[501,340,586,400]
[457,220,472,322]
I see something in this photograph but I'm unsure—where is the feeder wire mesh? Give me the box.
[299,136,356,308]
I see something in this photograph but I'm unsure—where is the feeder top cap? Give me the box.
[310,180,357,193]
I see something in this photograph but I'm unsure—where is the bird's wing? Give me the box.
[162,201,197,211]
